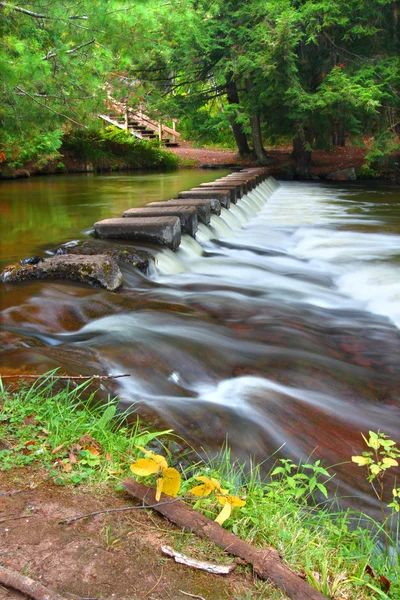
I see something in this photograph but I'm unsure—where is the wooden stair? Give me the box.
[99,99,180,146]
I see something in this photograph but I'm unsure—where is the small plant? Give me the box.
[188,475,246,525]
[352,431,400,546]
[130,446,181,501]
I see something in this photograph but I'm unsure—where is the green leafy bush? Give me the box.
[62,126,179,171]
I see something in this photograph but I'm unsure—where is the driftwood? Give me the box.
[0,374,130,380]
[0,565,68,600]
[122,479,327,600]
[161,544,235,574]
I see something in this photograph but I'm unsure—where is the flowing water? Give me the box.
[1,170,400,515]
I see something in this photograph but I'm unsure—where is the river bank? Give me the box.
[1,130,399,182]
[1,378,398,600]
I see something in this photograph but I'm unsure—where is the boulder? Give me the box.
[326,167,356,181]
[1,255,123,291]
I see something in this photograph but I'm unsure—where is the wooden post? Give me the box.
[124,103,128,130]
[158,121,162,146]
[172,119,177,144]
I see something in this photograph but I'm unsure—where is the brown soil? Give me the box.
[0,471,281,600]
[170,140,369,176]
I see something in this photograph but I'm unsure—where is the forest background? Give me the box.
[0,0,399,178]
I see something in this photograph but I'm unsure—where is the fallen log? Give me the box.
[0,565,68,600]
[122,479,326,600]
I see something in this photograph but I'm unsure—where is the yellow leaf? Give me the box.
[156,477,163,502]
[215,500,232,525]
[210,477,222,491]
[383,457,398,467]
[369,436,380,450]
[130,458,160,476]
[196,476,215,486]
[188,484,212,497]
[351,456,369,466]
[161,467,181,497]
[216,495,246,507]
[227,495,246,507]
[188,476,217,496]
[136,446,168,470]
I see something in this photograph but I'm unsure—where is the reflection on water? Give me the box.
[1,173,400,515]
[0,169,229,267]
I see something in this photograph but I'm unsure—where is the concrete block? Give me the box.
[178,189,230,208]
[123,205,197,237]
[94,217,181,250]
[147,199,214,224]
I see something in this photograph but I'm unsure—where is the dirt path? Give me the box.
[169,142,248,167]
[0,472,282,600]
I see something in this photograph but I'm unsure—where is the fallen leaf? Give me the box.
[86,446,100,456]
[69,453,78,464]
[63,463,73,472]
[105,452,112,462]
[52,443,66,454]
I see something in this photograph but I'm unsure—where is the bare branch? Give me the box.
[59,498,181,524]
[0,1,45,18]
[43,39,95,60]
[0,3,88,20]
[14,86,88,127]
[1,373,130,380]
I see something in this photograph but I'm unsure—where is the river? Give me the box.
[1,170,399,515]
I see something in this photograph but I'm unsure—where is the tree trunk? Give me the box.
[250,113,268,164]
[225,77,251,156]
[293,128,313,177]
[246,79,268,164]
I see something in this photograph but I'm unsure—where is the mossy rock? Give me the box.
[1,255,123,291]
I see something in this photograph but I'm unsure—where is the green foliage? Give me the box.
[352,431,400,552]
[0,372,169,486]
[179,108,236,149]
[62,126,179,170]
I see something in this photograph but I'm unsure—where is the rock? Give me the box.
[19,256,43,266]
[326,167,356,181]
[1,255,123,291]
[55,241,153,273]
[94,216,182,250]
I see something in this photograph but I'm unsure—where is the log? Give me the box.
[122,479,326,600]
[0,565,69,600]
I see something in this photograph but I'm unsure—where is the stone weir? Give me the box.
[1,168,273,291]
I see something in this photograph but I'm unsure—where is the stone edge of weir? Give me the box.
[0,168,275,291]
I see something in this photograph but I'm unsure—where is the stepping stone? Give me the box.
[217,177,252,192]
[178,189,231,208]
[196,183,242,201]
[94,217,181,250]
[123,206,197,237]
[147,199,215,225]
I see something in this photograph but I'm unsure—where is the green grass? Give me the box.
[0,375,399,599]
[0,373,171,487]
